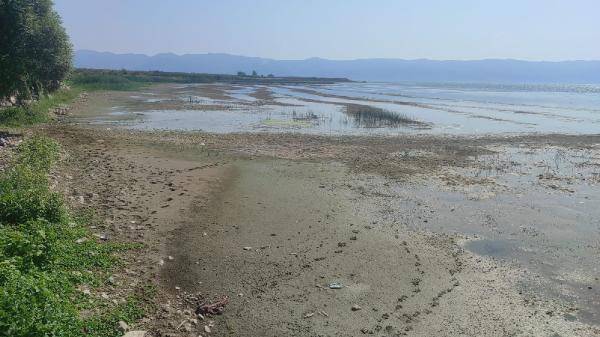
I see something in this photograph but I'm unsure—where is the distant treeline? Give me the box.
[71,68,351,88]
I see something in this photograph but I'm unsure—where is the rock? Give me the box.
[75,237,87,244]
[243,246,252,251]
[122,332,147,337]
[351,304,362,311]
[204,325,211,333]
[95,233,108,241]
[328,282,343,289]
[118,320,129,332]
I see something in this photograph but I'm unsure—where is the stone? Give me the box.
[122,332,147,337]
[118,320,129,332]
[352,304,362,311]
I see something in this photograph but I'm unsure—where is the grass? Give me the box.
[0,88,81,127]
[0,136,144,337]
[344,103,429,128]
[0,72,144,127]
[69,72,148,91]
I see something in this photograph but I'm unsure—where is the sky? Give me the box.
[54,0,600,61]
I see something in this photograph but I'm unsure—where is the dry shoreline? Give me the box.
[33,89,600,336]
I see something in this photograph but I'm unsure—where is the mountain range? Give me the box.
[75,50,600,84]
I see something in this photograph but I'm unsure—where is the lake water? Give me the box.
[97,82,600,136]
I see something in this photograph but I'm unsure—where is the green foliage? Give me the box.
[0,88,80,127]
[83,294,147,336]
[69,71,146,91]
[0,0,73,102]
[0,137,143,336]
[0,136,64,224]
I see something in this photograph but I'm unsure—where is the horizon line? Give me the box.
[76,49,600,63]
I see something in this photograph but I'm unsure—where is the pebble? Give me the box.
[118,320,129,332]
[351,304,362,311]
[204,325,211,333]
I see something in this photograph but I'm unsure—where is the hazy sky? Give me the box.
[54,0,600,61]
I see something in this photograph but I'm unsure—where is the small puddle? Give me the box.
[464,238,518,258]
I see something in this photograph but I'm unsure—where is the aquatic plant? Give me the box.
[344,103,429,128]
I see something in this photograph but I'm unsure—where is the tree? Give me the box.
[252,70,258,77]
[237,71,247,77]
[0,0,72,104]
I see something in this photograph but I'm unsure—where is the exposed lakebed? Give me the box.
[64,84,600,333]
[83,81,600,136]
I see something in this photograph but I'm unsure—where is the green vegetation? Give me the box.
[0,88,81,127]
[344,103,429,128]
[69,71,147,91]
[73,68,350,85]
[0,0,72,103]
[0,136,144,337]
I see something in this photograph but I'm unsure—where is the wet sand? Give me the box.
[37,88,600,336]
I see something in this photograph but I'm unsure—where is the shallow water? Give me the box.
[93,82,600,136]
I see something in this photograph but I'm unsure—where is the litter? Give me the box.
[196,296,230,315]
[328,282,343,289]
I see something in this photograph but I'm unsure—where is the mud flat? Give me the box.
[40,86,600,336]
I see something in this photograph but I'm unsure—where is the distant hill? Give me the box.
[75,50,600,84]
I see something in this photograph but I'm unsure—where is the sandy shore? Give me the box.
[31,88,600,336]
